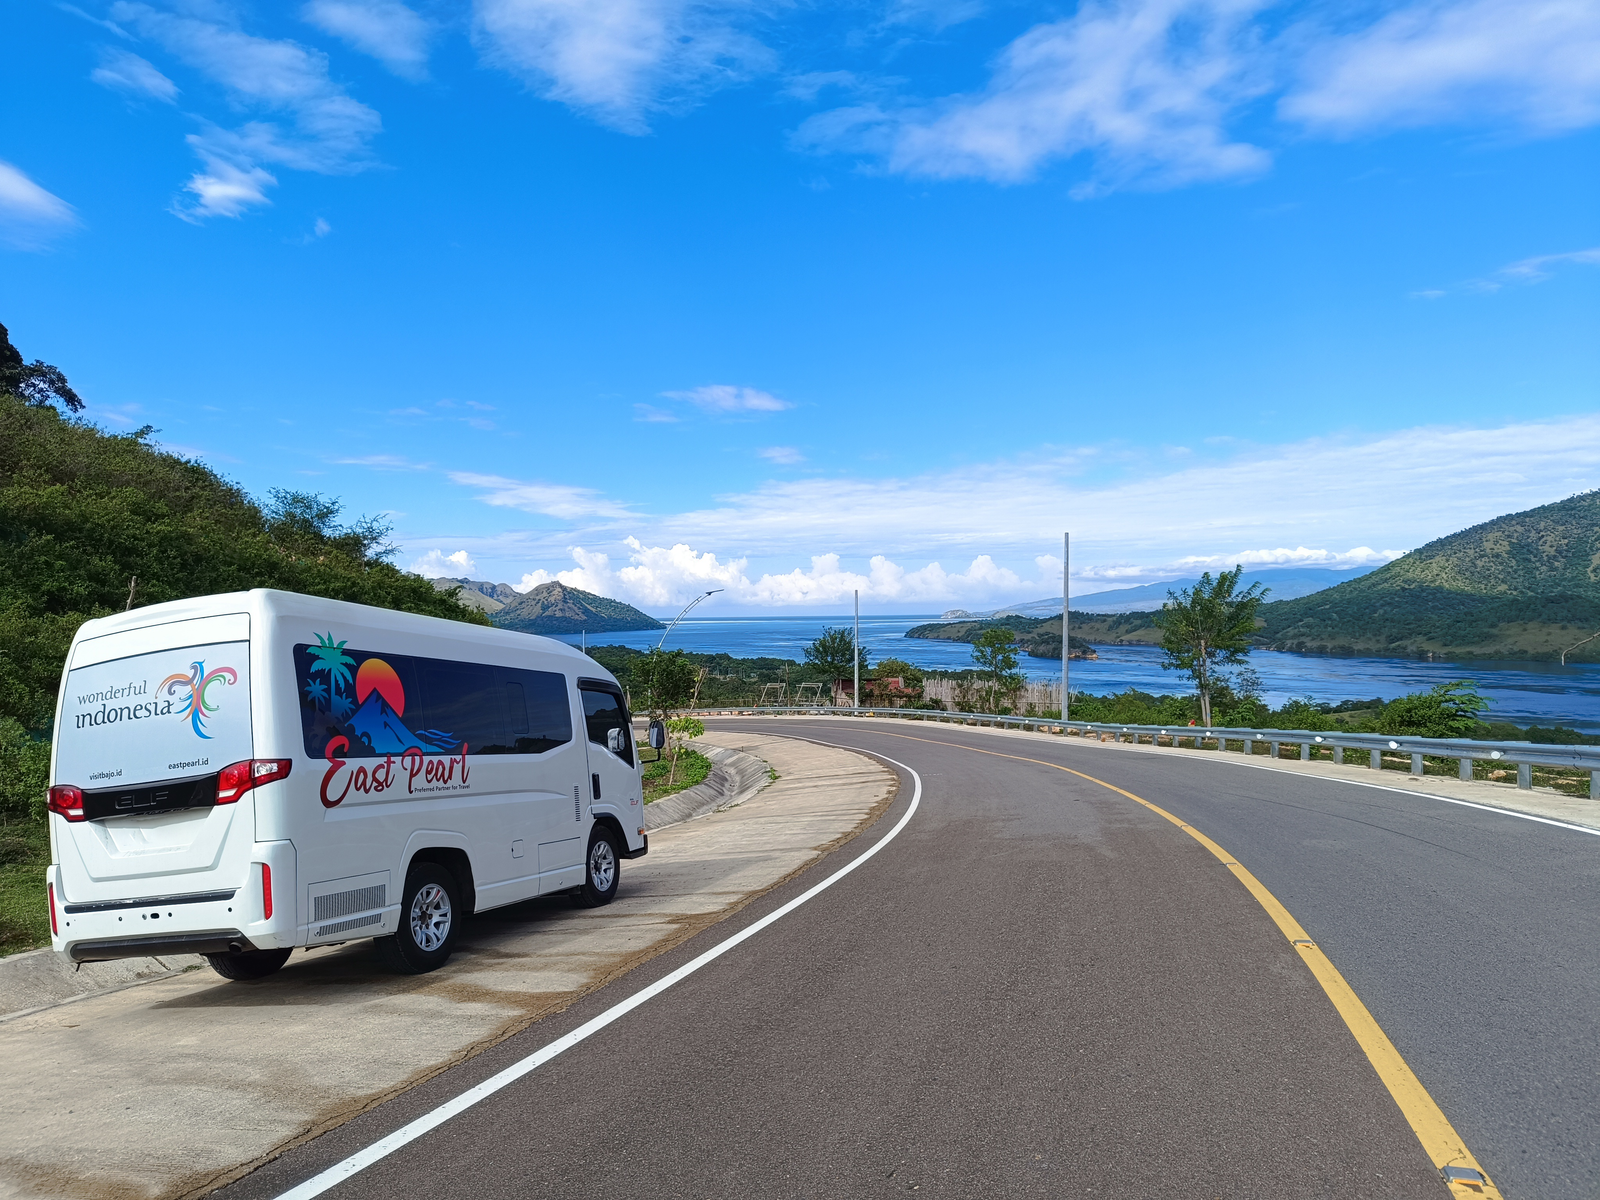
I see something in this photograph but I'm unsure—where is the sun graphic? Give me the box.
[355,658,406,716]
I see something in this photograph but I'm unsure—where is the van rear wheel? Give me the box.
[205,947,292,981]
[378,862,460,974]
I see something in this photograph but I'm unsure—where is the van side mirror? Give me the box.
[648,720,666,750]
[606,727,626,755]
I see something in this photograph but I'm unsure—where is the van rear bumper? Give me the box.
[620,835,647,859]
[69,931,256,963]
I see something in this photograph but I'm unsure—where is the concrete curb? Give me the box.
[643,743,772,831]
[1,946,204,1023]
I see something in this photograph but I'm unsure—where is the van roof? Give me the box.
[70,588,599,671]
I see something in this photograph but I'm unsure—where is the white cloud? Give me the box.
[758,445,805,464]
[302,0,431,80]
[0,160,77,250]
[1283,0,1600,136]
[336,453,430,469]
[90,47,179,101]
[800,0,1600,193]
[449,471,639,519]
[633,403,678,422]
[516,538,1033,608]
[664,383,791,413]
[411,549,479,578]
[433,413,1599,608]
[110,2,383,220]
[1493,246,1600,285]
[797,0,1273,190]
[472,0,773,133]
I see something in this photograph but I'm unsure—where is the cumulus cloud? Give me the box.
[449,471,639,519]
[302,0,431,80]
[1283,0,1600,135]
[472,0,774,133]
[109,1,383,220]
[664,384,792,414]
[516,538,1033,608]
[0,160,78,250]
[411,549,480,578]
[90,47,179,101]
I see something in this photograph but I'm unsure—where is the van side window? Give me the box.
[579,685,633,766]
[294,643,573,760]
[502,668,572,756]
[416,660,503,754]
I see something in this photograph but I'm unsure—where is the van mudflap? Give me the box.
[68,931,255,963]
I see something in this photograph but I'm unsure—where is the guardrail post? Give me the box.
[1333,745,1344,765]
[1592,770,1599,800]
[1458,757,1472,781]
[1410,752,1424,776]
[1370,749,1382,770]
[1217,736,1227,752]
[1270,740,1280,759]
[1518,763,1532,790]
[1300,743,1310,761]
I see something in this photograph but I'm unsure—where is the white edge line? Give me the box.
[272,746,921,1200]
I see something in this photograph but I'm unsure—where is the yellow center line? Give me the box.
[839,726,1503,1199]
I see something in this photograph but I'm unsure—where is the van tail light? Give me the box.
[216,759,293,804]
[48,882,59,936]
[47,785,85,822]
[261,862,273,921]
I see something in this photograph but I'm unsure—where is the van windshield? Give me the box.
[55,641,253,790]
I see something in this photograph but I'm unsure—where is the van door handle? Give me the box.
[592,773,602,800]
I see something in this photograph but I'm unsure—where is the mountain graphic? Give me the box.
[345,689,457,755]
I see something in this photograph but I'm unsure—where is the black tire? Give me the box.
[377,862,461,974]
[579,826,620,907]
[205,947,292,981]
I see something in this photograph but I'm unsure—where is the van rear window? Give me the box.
[294,642,572,760]
[57,641,252,790]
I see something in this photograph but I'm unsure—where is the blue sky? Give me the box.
[3,0,1597,614]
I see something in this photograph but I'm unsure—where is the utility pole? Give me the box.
[1061,533,1069,722]
[853,589,861,713]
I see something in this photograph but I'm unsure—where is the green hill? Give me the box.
[1256,491,1600,660]
[492,581,663,635]
[0,371,485,737]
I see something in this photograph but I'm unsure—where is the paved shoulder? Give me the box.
[0,734,894,1200]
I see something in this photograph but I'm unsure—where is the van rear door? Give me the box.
[53,615,255,902]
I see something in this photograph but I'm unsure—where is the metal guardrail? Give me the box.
[688,705,1600,795]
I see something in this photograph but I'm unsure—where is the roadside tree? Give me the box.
[804,626,869,679]
[1377,681,1488,738]
[971,628,1025,713]
[1155,566,1269,726]
[633,648,697,719]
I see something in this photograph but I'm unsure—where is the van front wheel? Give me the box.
[378,863,460,974]
[205,947,292,981]
[579,827,619,907]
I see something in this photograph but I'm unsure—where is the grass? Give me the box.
[642,748,713,805]
[0,822,51,957]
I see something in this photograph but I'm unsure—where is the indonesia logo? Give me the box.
[160,661,238,739]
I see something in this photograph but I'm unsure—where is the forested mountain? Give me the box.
[0,354,484,733]
[1257,492,1600,660]
[491,581,663,634]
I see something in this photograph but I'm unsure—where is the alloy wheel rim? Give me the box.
[409,882,451,951]
[590,839,616,892]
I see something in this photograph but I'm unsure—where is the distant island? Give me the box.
[431,578,663,635]
[920,492,1600,663]
[907,618,1099,661]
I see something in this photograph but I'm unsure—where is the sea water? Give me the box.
[547,615,1600,732]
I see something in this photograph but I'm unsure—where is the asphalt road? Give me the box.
[222,720,1600,1200]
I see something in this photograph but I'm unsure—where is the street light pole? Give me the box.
[1061,532,1070,722]
[657,589,723,650]
[853,589,861,712]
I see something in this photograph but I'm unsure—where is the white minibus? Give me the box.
[44,589,647,978]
